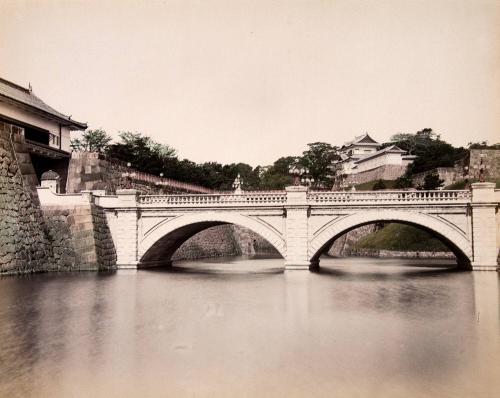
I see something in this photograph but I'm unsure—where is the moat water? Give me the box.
[0,257,499,398]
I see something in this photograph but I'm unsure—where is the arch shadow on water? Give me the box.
[312,257,465,281]
[141,255,285,276]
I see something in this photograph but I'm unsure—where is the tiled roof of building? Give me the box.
[0,77,87,130]
[354,145,407,164]
[342,133,379,148]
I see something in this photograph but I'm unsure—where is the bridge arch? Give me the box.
[139,212,286,267]
[309,210,472,267]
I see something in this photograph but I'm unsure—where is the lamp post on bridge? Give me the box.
[232,173,243,194]
[479,153,486,183]
[121,162,136,189]
[288,158,310,187]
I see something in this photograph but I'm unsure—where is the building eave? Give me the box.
[0,93,87,130]
[25,139,71,159]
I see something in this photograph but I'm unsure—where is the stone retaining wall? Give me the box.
[66,151,211,195]
[343,164,407,186]
[345,248,455,259]
[172,225,280,261]
[469,149,500,180]
[412,166,463,188]
[42,204,116,271]
[0,123,51,274]
[172,225,240,261]
[66,152,164,194]
[328,224,377,257]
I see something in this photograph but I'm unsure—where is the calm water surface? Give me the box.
[0,257,499,398]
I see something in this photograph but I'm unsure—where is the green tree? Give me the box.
[421,173,444,190]
[389,128,467,175]
[372,179,387,190]
[301,142,339,189]
[70,128,112,153]
[467,141,500,149]
[394,175,413,189]
[259,156,295,190]
[106,131,177,173]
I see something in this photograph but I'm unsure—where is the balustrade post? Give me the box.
[471,183,498,270]
[114,189,140,269]
[284,186,312,270]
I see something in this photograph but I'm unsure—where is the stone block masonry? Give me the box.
[172,225,241,261]
[469,149,500,181]
[0,123,52,274]
[66,151,212,195]
[343,164,407,186]
[171,225,280,261]
[1,122,116,274]
[328,224,377,256]
[42,203,117,271]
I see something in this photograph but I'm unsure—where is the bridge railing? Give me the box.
[138,191,287,206]
[307,190,471,204]
[138,189,472,207]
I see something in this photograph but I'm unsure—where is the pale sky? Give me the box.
[1,0,499,166]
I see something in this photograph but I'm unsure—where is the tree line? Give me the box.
[71,128,493,191]
[71,130,339,190]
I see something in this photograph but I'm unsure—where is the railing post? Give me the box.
[284,186,311,270]
[113,189,139,269]
[471,183,498,271]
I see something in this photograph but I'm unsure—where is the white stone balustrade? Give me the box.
[138,191,287,207]
[307,190,471,205]
[136,189,471,207]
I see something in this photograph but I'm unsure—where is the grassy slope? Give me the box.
[353,223,449,252]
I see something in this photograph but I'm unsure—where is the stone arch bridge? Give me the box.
[85,183,499,271]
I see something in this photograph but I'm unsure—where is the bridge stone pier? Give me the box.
[72,182,499,272]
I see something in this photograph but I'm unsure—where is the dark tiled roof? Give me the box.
[356,133,379,144]
[341,133,379,149]
[0,77,87,130]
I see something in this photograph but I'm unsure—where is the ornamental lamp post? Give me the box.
[463,165,470,189]
[288,159,308,186]
[232,173,243,194]
[121,162,133,188]
[300,176,315,187]
[479,153,486,182]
